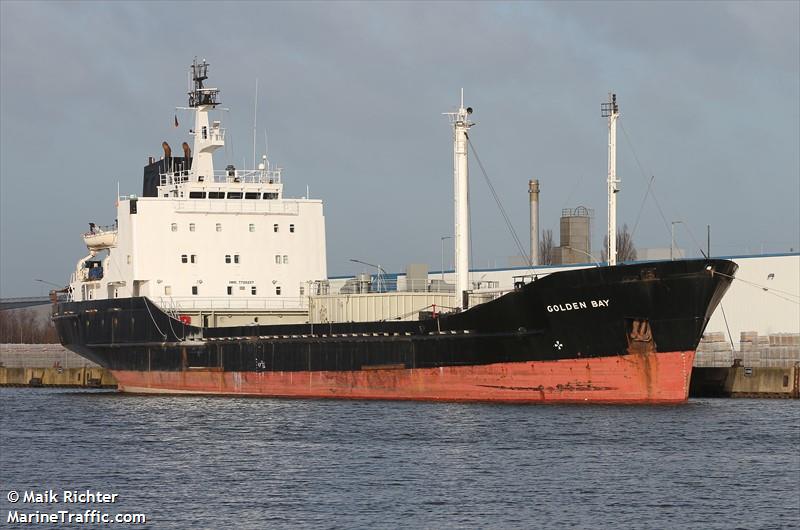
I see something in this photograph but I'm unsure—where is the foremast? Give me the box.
[602,93,620,266]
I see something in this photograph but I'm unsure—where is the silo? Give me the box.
[558,206,593,264]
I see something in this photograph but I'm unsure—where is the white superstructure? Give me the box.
[68,59,327,321]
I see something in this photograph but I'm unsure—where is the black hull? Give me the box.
[54,259,736,374]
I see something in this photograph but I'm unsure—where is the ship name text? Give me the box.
[547,299,610,313]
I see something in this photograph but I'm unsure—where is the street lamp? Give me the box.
[349,259,387,292]
[671,221,684,260]
[440,236,452,287]
[562,246,602,267]
[35,279,63,288]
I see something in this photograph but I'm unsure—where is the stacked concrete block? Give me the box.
[696,332,734,367]
[695,331,799,368]
[0,344,99,368]
[735,332,800,368]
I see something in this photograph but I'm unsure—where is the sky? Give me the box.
[1,1,798,297]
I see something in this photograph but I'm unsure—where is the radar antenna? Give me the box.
[188,58,220,108]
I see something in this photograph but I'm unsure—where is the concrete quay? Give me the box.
[0,344,115,388]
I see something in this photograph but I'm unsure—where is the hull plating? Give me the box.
[112,351,695,403]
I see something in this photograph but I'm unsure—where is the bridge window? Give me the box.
[263,192,278,200]
[209,192,225,199]
[189,191,206,199]
[227,192,243,199]
[245,192,260,199]
[164,286,171,295]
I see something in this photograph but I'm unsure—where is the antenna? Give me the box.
[252,78,258,170]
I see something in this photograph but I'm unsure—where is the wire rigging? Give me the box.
[466,136,533,271]
[619,122,675,238]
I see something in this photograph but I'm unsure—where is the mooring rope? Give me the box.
[142,297,168,341]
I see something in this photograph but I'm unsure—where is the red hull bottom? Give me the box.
[112,351,695,404]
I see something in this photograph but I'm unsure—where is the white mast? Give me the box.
[444,89,473,308]
[602,93,619,266]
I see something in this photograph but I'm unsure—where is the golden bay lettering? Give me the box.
[547,299,610,313]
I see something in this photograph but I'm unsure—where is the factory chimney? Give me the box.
[529,179,540,265]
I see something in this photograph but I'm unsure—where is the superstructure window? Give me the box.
[171,223,177,232]
[245,192,260,199]
[263,192,278,200]
[189,191,206,199]
[227,192,243,199]
[275,255,281,264]
[248,224,255,232]
[289,224,295,233]
[181,255,188,263]
[209,192,225,199]
[283,255,289,264]
[273,224,279,233]
[299,286,305,296]
[251,286,257,295]
[189,223,196,232]
[225,255,231,264]
[164,286,172,295]
[192,286,198,295]
[190,254,196,264]
[234,254,240,264]
[227,286,233,295]
[216,223,222,232]
[275,286,281,296]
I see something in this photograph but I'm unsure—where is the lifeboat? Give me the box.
[83,224,117,250]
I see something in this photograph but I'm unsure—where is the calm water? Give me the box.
[1,389,798,529]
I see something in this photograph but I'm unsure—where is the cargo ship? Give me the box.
[52,59,736,403]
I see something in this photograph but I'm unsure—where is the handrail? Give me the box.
[160,168,282,186]
[155,296,307,311]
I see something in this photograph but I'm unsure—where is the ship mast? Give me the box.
[188,58,224,181]
[444,90,473,309]
[601,93,620,266]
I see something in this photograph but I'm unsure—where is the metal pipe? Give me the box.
[529,179,540,266]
